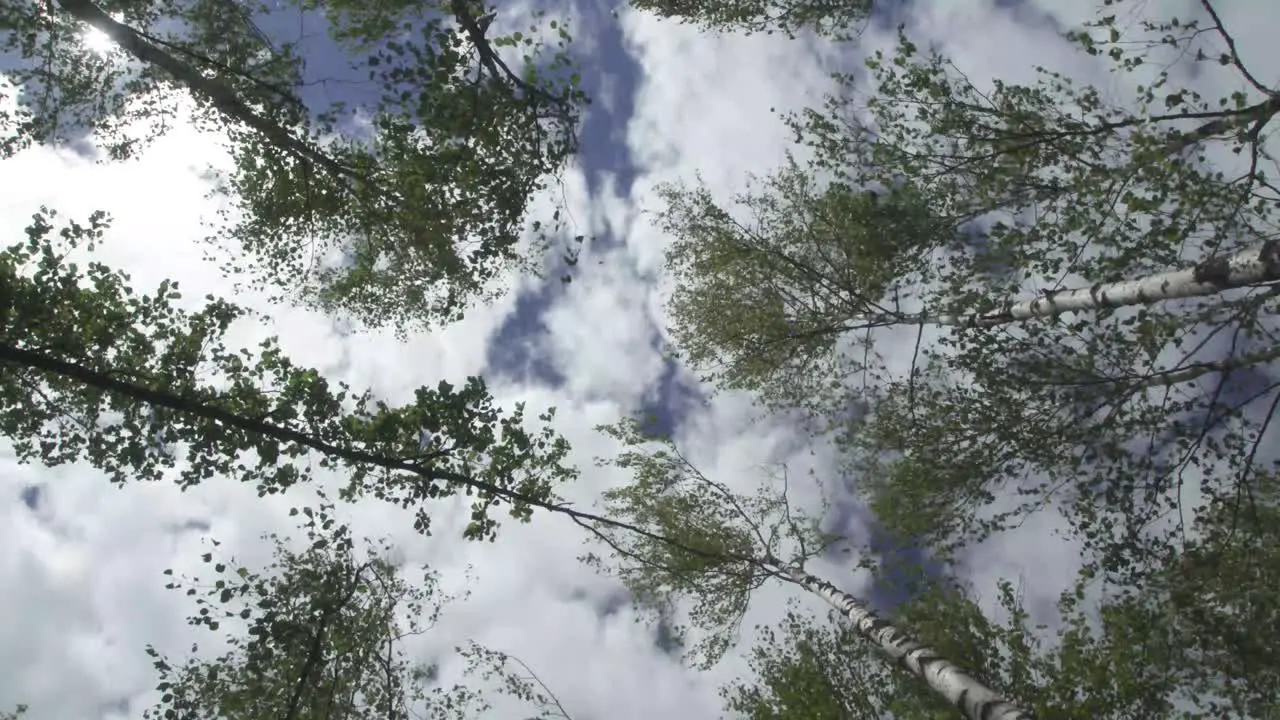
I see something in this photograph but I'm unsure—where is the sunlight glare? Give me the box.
[81,15,122,57]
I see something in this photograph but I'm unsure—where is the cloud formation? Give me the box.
[2,1,1277,718]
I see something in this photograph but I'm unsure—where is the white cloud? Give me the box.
[542,253,663,406]
[4,2,1278,719]
[617,14,846,274]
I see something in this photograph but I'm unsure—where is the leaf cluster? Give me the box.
[0,209,577,541]
[2,0,591,336]
[627,0,874,40]
[143,497,444,720]
[584,418,831,669]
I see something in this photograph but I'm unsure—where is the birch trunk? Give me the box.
[768,559,1034,720]
[852,240,1280,329]
[1029,343,1280,391]
[1133,343,1280,388]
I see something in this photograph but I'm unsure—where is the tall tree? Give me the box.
[1,0,588,335]
[582,418,1032,720]
[657,1,1280,579]
[0,207,749,556]
[726,475,1280,718]
[0,206,577,540]
[723,574,1178,719]
[659,154,1278,444]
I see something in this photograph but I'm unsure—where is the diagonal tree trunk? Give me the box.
[54,0,357,183]
[1025,342,1280,391]
[849,240,1280,330]
[766,557,1035,720]
[1164,95,1280,154]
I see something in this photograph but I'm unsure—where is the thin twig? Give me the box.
[1199,0,1275,96]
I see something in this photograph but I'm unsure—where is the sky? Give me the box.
[1,0,1278,718]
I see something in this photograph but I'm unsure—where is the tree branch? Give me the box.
[0,342,759,566]
[55,0,357,183]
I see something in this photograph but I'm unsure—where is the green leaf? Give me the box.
[0,210,578,542]
[9,0,590,337]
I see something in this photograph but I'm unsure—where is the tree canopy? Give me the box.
[2,0,589,335]
[0,207,577,540]
[627,0,874,39]
[4,0,1279,718]
[657,4,1280,582]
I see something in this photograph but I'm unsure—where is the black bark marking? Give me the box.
[800,570,1034,719]
[1260,240,1280,274]
[1192,254,1234,287]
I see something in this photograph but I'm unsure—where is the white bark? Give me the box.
[1140,343,1280,388]
[854,241,1280,329]
[770,560,1034,720]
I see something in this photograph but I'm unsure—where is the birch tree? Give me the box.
[581,418,1032,720]
[728,476,1280,719]
[661,0,1280,396]
[582,422,1278,719]
[724,575,1179,719]
[659,1,1280,579]
[1,0,588,335]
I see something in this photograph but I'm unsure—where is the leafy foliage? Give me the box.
[656,1,1280,580]
[143,496,458,720]
[627,0,874,40]
[1148,472,1280,717]
[726,477,1280,718]
[1,0,589,335]
[587,419,1033,717]
[584,417,831,668]
[635,3,1280,715]
[140,496,582,720]
[660,159,949,420]
[0,208,576,540]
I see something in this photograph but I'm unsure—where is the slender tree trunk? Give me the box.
[767,558,1035,720]
[0,342,732,562]
[1026,342,1280,390]
[853,240,1280,330]
[1164,95,1280,154]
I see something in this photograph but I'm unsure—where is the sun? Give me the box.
[80,16,122,57]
